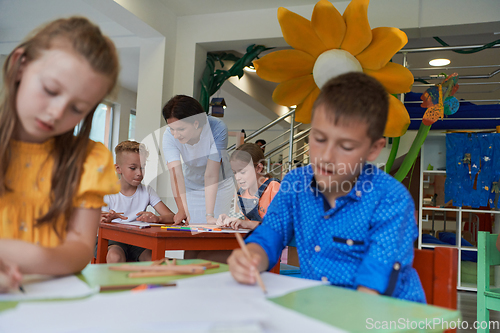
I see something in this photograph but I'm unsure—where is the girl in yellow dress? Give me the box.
[0,17,120,291]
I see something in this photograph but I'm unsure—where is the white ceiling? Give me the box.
[0,0,139,91]
[158,0,334,17]
[0,0,499,103]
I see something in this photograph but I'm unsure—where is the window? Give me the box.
[129,109,136,140]
[74,103,113,148]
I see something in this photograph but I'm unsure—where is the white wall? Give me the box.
[220,84,289,157]
[110,0,178,207]
[373,130,419,169]
[110,86,137,152]
[0,55,6,84]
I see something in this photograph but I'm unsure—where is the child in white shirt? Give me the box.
[102,141,174,263]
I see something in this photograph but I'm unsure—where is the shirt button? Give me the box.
[393,263,401,271]
[314,245,321,252]
[356,190,362,197]
[346,239,354,246]
[254,200,258,205]
[321,276,329,283]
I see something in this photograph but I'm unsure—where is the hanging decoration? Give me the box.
[254,0,413,137]
[391,74,460,181]
[199,45,272,113]
[421,73,459,125]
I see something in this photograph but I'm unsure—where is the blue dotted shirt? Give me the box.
[246,164,426,303]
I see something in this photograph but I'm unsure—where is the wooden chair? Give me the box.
[413,247,458,333]
[413,247,458,309]
[477,231,500,333]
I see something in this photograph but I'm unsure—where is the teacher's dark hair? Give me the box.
[162,95,207,126]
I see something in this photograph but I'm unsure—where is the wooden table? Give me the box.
[96,222,239,263]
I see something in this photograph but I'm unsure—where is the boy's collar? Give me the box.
[308,163,375,201]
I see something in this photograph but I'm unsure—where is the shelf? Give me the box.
[457,285,477,292]
[422,207,459,212]
[422,206,500,214]
[421,243,458,249]
[418,134,496,294]
[422,170,447,174]
[421,244,478,251]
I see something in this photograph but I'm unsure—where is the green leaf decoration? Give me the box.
[198,45,273,112]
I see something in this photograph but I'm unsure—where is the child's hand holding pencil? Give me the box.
[228,234,268,294]
[0,259,23,294]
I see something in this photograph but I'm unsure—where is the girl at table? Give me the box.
[162,95,235,225]
[217,143,280,230]
[0,17,120,283]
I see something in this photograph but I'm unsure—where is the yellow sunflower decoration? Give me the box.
[254,0,413,137]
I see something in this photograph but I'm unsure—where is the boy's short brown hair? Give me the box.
[115,140,149,163]
[312,72,388,142]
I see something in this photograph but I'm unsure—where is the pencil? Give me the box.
[99,282,176,291]
[235,232,267,294]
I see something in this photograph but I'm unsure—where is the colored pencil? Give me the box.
[99,282,176,291]
[235,233,267,294]
[128,271,202,278]
[108,264,205,274]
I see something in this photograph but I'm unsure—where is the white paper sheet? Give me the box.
[110,220,152,228]
[177,271,324,298]
[0,286,342,333]
[0,275,98,301]
[185,224,250,234]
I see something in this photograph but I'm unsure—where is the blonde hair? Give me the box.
[0,17,120,235]
[115,140,149,164]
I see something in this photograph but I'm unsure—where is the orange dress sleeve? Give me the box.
[258,180,281,219]
[73,141,120,209]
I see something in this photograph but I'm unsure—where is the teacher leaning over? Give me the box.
[162,95,234,225]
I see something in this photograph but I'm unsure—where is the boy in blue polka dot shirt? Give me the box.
[228,72,426,303]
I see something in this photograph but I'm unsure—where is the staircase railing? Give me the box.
[228,107,309,179]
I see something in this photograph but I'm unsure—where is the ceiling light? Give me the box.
[429,58,451,67]
[244,65,256,72]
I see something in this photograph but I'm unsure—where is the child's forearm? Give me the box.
[245,221,261,230]
[357,285,380,295]
[158,213,175,223]
[0,239,93,275]
[247,243,269,272]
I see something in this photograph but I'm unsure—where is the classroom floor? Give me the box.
[457,291,500,332]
